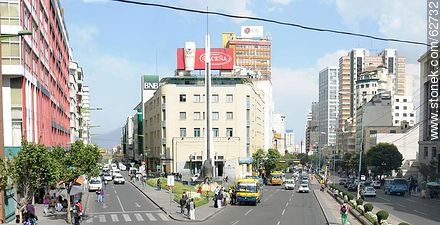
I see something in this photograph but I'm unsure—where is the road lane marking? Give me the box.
[377,196,391,202]
[110,214,119,222]
[98,215,106,222]
[245,209,253,215]
[414,210,428,216]
[232,220,239,225]
[145,213,157,221]
[134,213,144,221]
[285,202,289,207]
[289,198,292,202]
[281,209,285,215]
[135,202,141,208]
[158,213,170,221]
[87,210,161,215]
[277,221,281,225]
[116,195,126,212]
[123,214,132,221]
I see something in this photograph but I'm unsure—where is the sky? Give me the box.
[61,0,426,146]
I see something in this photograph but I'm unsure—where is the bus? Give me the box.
[384,178,408,196]
[235,178,263,205]
[268,171,285,185]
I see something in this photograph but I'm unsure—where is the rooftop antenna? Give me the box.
[202,6,214,179]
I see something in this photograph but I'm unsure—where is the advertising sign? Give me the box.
[167,175,175,187]
[184,42,196,71]
[177,48,234,70]
[143,75,159,90]
[241,26,264,38]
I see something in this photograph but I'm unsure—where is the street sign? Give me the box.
[167,175,175,187]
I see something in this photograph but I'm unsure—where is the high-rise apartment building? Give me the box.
[272,114,286,154]
[223,26,271,80]
[285,129,295,153]
[318,67,339,153]
[143,77,265,180]
[68,61,84,143]
[80,86,90,144]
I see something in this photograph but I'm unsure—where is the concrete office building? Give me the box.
[80,86,90,144]
[121,116,134,158]
[143,77,265,181]
[285,129,295,153]
[272,114,286,154]
[68,61,83,143]
[318,67,339,154]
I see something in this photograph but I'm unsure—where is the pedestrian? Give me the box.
[179,173,182,181]
[157,178,161,190]
[43,194,50,215]
[189,198,195,220]
[99,188,105,203]
[339,201,350,225]
[55,196,63,212]
[180,192,188,214]
[96,189,101,202]
[217,189,223,209]
[230,189,236,205]
[24,201,37,225]
[73,199,83,225]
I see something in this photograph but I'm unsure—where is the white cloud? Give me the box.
[270,0,293,5]
[71,25,99,44]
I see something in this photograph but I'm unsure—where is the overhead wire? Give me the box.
[110,0,427,46]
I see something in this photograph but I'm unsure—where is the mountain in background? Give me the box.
[93,128,121,149]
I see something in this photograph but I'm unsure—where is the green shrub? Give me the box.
[376,210,389,223]
[398,223,410,225]
[356,198,364,206]
[364,203,374,212]
[347,193,354,201]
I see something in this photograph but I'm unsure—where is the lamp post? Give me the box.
[0,29,32,223]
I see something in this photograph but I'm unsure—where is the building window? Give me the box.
[390,130,396,134]
[226,128,233,137]
[403,113,407,117]
[212,94,219,103]
[180,128,186,137]
[162,96,166,103]
[212,112,219,120]
[212,128,219,137]
[194,128,201,137]
[396,98,399,102]
[194,112,201,120]
[395,106,399,109]
[432,147,437,159]
[395,120,399,124]
[179,94,186,102]
[395,113,399,116]
[410,113,414,117]
[193,94,200,103]
[424,147,429,159]
[226,94,233,103]
[403,106,407,110]
[403,99,407,102]
[179,112,186,120]
[226,112,233,120]
[369,130,377,134]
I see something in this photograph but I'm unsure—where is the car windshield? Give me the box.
[237,182,257,192]
[366,187,374,191]
[286,180,294,184]
[392,179,408,185]
[90,180,101,184]
[301,184,308,187]
[115,176,123,179]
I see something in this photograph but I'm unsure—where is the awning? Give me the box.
[70,185,83,196]
[75,176,85,185]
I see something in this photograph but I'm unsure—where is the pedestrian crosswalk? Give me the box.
[84,212,170,223]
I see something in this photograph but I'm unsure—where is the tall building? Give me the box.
[1,0,71,222]
[80,86,90,144]
[418,52,440,175]
[337,49,408,153]
[68,61,83,143]
[272,114,286,154]
[305,112,312,154]
[311,102,320,154]
[285,129,295,153]
[318,67,339,154]
[223,26,271,80]
[121,116,134,158]
[143,77,265,180]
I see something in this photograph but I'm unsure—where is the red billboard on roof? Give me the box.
[177,48,234,70]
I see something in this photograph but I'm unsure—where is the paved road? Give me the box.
[203,173,327,225]
[84,181,172,224]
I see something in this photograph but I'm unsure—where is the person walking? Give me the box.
[339,201,350,225]
[96,189,101,202]
[230,189,236,205]
[43,195,50,215]
[73,199,83,225]
[157,178,161,190]
[180,192,188,214]
[99,188,105,203]
[217,189,223,209]
[188,198,195,220]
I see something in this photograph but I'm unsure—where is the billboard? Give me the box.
[241,26,263,38]
[142,75,159,90]
[177,48,234,70]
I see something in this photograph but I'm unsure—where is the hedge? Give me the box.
[364,203,374,212]
[377,210,389,223]
[356,198,364,206]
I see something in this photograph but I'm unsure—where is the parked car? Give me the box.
[347,183,357,192]
[298,183,310,193]
[88,177,102,191]
[363,186,377,197]
[103,173,113,181]
[113,174,125,184]
[284,179,295,190]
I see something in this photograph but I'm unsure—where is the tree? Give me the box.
[366,143,403,176]
[264,149,281,173]
[52,140,101,224]
[10,141,60,203]
[419,160,439,182]
[252,149,265,173]
[0,157,10,191]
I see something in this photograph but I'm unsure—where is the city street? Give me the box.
[83,182,171,224]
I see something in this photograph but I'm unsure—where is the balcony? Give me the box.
[246,120,250,127]
[246,101,251,109]
[161,104,166,110]
[246,137,251,144]
[161,121,166,127]
[161,138,166,145]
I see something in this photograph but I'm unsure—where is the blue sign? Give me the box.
[238,157,253,164]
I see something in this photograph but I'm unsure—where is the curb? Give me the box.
[313,190,331,225]
[325,189,372,225]
[129,180,225,222]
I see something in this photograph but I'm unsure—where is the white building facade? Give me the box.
[318,67,339,151]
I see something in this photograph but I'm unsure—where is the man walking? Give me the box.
[188,198,195,220]
[339,201,350,225]
[180,192,188,214]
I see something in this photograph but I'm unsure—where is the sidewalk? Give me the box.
[314,190,362,225]
[130,179,224,222]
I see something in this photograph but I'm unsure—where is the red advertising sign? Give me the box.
[177,48,234,70]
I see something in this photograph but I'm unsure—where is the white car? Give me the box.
[298,183,310,193]
[284,179,295,190]
[363,186,377,197]
[111,169,121,177]
[103,173,113,181]
[113,174,125,184]
[88,177,103,191]
[372,180,381,189]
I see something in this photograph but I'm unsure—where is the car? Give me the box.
[347,183,357,192]
[88,177,103,191]
[113,174,125,184]
[372,180,381,189]
[298,183,310,193]
[284,179,295,190]
[103,164,109,171]
[111,168,121,177]
[103,173,113,181]
[339,178,348,185]
[363,186,376,197]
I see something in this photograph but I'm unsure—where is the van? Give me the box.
[384,178,408,196]
[235,178,263,205]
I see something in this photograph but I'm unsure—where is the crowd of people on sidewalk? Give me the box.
[179,192,196,220]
